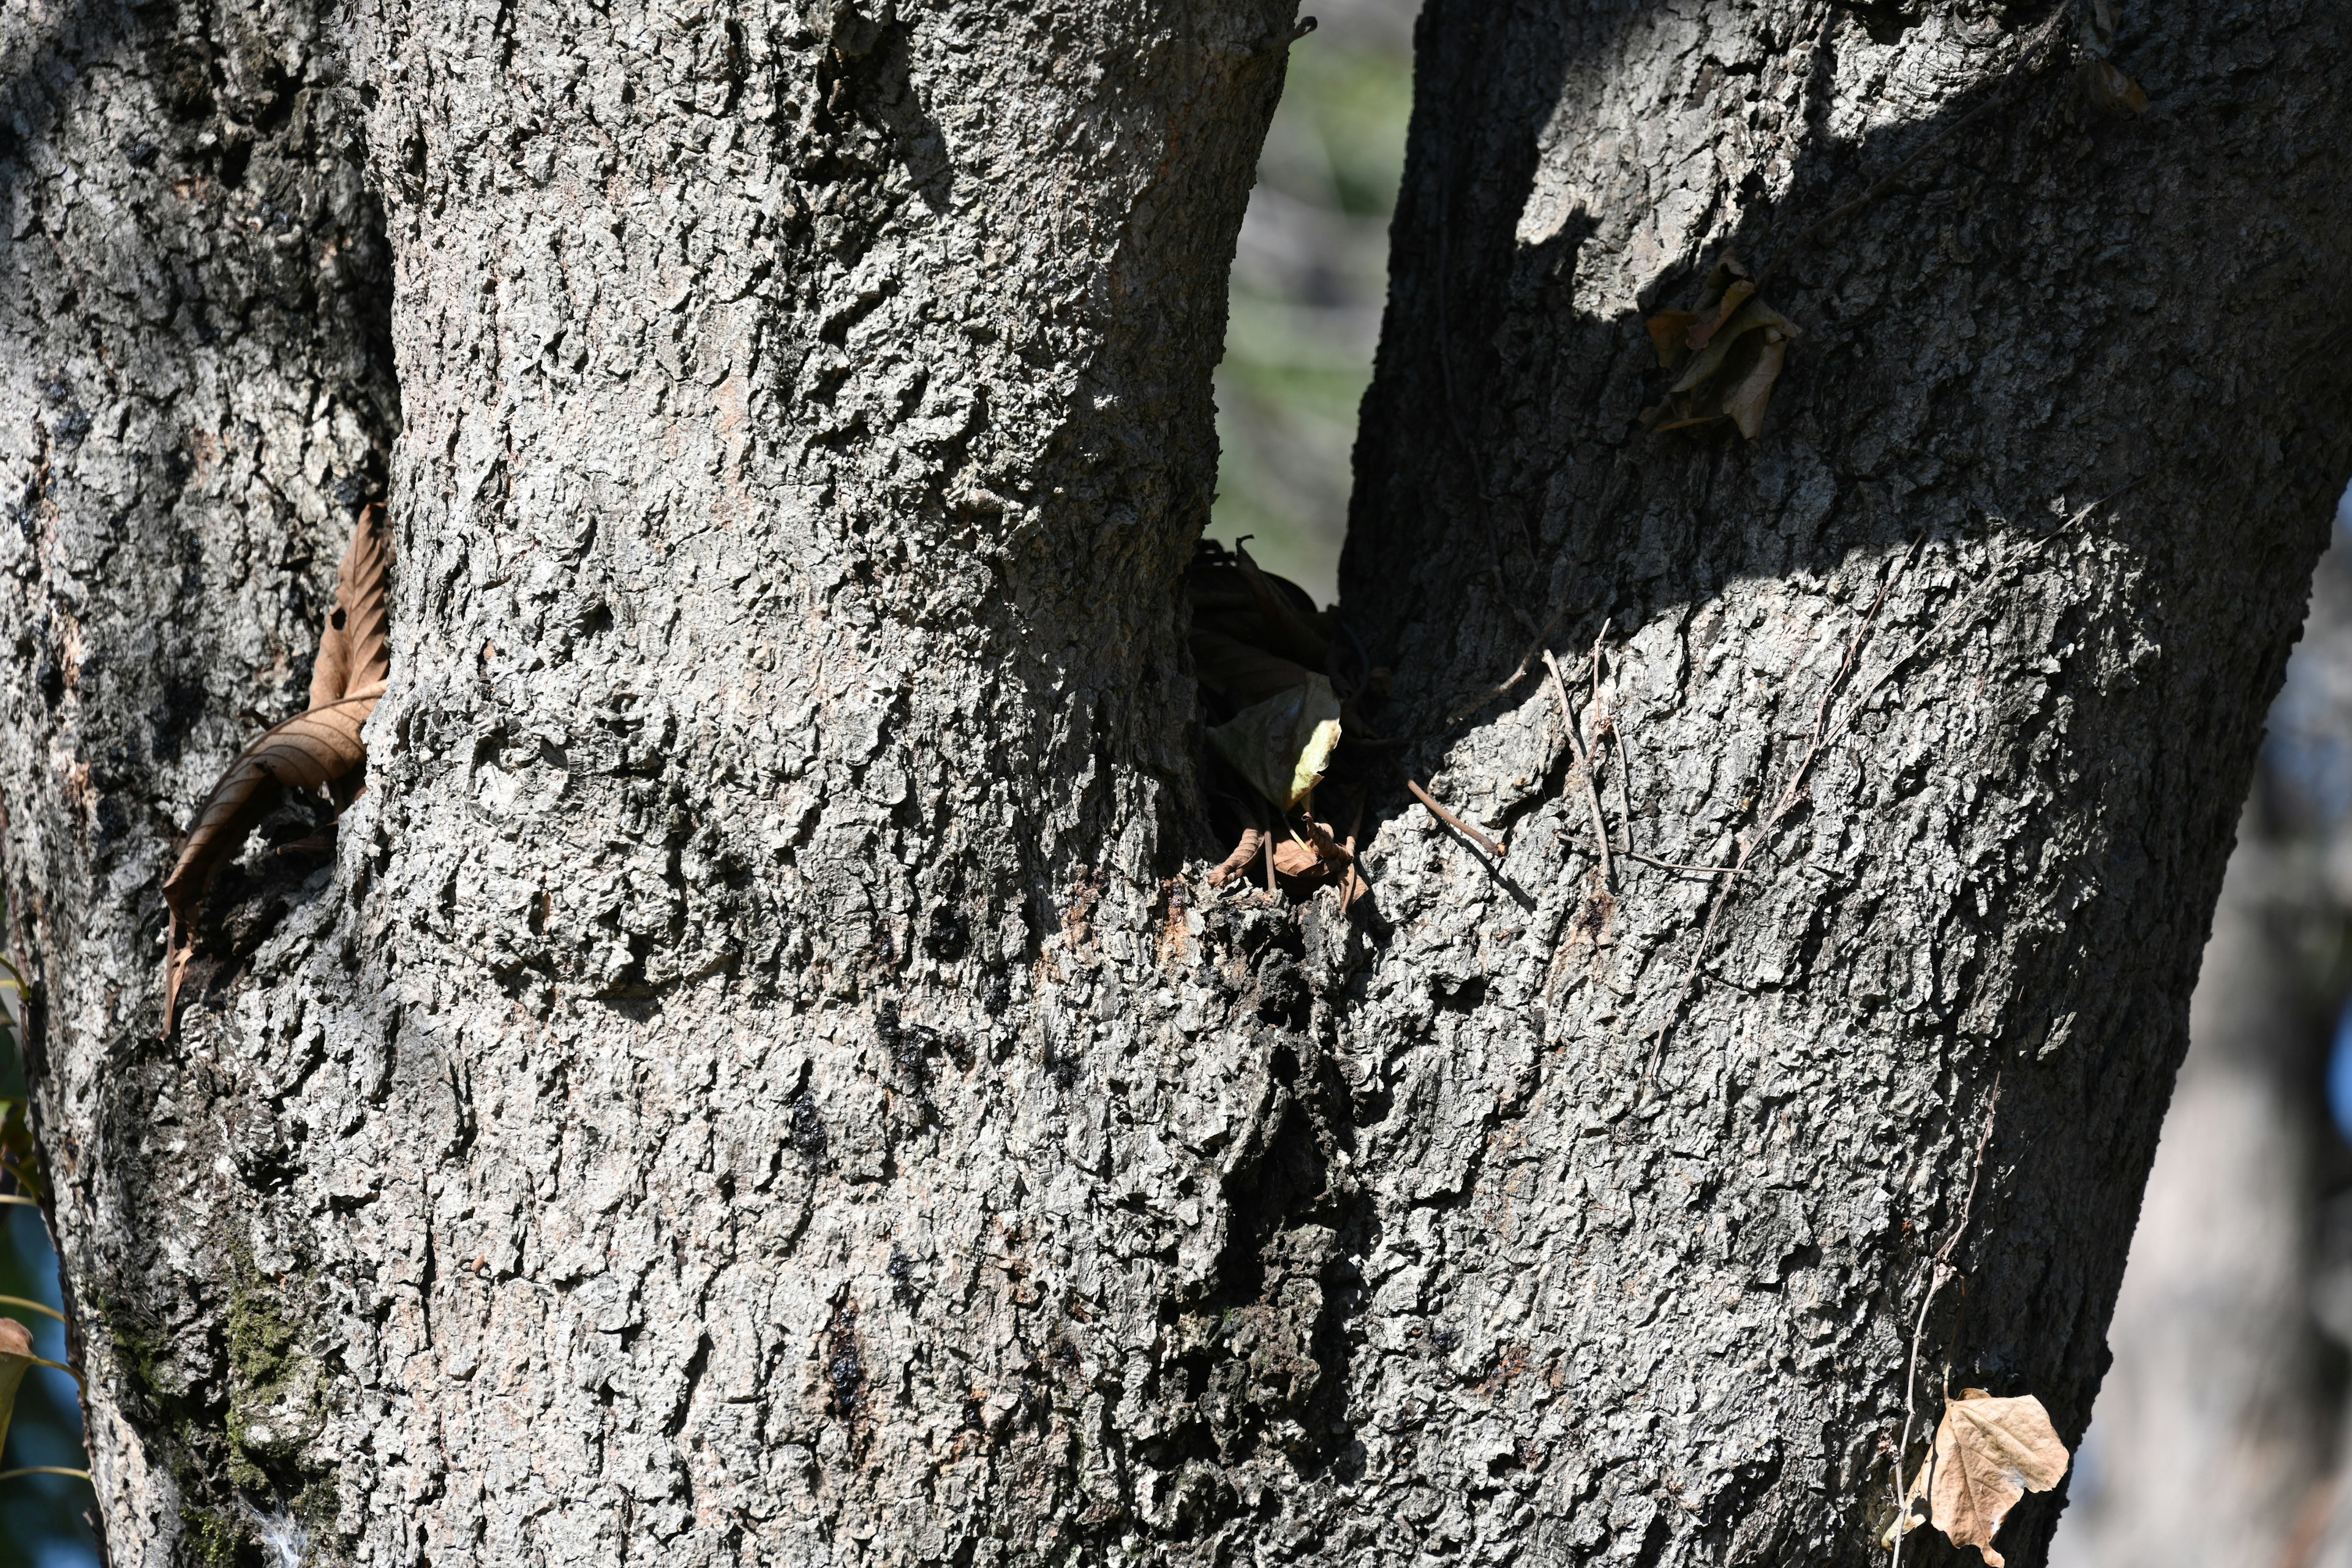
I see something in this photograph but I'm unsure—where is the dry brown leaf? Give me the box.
[1645,311,1698,369]
[161,684,385,1032]
[1207,827,1268,889]
[309,503,393,709]
[1229,543,1330,669]
[1724,331,1789,440]
[1684,279,1757,352]
[1643,251,1797,440]
[1270,839,1324,878]
[1205,676,1344,810]
[163,507,397,1033]
[0,1316,33,1460]
[1929,1389,2071,1566]
[1670,300,1782,394]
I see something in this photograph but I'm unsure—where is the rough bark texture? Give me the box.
[2049,541,2352,1568]
[2,1,2350,1567]
[1336,0,2352,1563]
[0,0,399,1552]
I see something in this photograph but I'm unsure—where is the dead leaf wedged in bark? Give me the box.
[161,684,386,1031]
[1189,628,1321,709]
[1929,1389,2071,1566]
[1646,311,1699,368]
[1206,676,1343,810]
[1724,331,1790,440]
[1642,251,1797,441]
[162,507,394,1036]
[1684,278,1757,352]
[308,502,392,709]
[1226,542,1330,669]
[0,1316,34,1458]
[1271,838,1324,878]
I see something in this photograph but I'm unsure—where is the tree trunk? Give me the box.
[2,1,2349,1567]
[1336,0,2352,1562]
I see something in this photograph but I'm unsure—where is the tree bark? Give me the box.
[1,1,2349,1567]
[1337,0,2352,1562]
[1,0,397,1551]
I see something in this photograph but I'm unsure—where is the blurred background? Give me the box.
[1200,0,1413,606]
[4,4,2349,1561]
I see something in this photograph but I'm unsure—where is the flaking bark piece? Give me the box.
[1929,1389,2071,1566]
[160,682,385,1035]
[309,502,393,710]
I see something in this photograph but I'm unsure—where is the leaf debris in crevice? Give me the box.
[1641,251,1798,440]
[161,504,393,1036]
[2079,0,2149,116]
[1188,540,1411,895]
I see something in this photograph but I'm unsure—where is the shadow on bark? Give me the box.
[1310,0,2352,1562]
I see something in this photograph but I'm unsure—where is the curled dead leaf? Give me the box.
[1646,311,1698,369]
[162,685,385,1032]
[2083,58,2148,116]
[0,1316,33,1458]
[162,508,393,1036]
[1207,826,1269,889]
[1641,251,1796,442]
[1928,1390,2071,1566]
[1270,839,1324,878]
[1724,331,1790,440]
[308,502,392,709]
[1684,278,1757,352]
[1267,818,1353,884]
[1190,629,1321,709]
[1206,676,1344,811]
[1226,542,1330,669]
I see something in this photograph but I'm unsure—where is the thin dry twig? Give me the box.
[1543,648,1615,890]
[1408,778,1506,860]
[1610,708,1635,858]
[1621,850,1740,877]
[1890,1077,2004,1568]
[1646,537,1923,1077]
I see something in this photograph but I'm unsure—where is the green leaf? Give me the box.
[1206,676,1344,809]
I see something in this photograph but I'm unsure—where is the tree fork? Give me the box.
[2,0,2350,1565]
